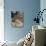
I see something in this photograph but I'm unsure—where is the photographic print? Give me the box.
[11,11,24,28]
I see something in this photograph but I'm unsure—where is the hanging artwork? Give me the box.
[11,11,24,28]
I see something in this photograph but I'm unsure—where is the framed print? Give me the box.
[11,11,24,28]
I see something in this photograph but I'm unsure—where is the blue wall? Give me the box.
[4,0,40,42]
[40,0,46,27]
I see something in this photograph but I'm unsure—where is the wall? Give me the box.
[40,0,46,26]
[4,0,40,42]
[0,0,4,42]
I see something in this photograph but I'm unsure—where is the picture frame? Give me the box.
[11,11,24,28]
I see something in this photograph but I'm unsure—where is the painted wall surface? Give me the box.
[0,0,4,42]
[40,0,46,27]
[4,0,40,42]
